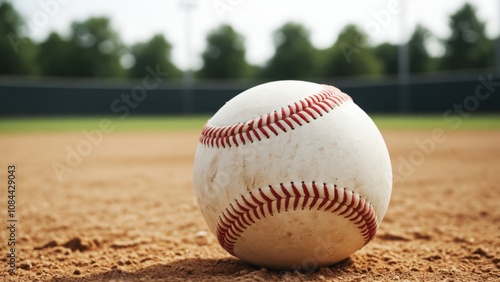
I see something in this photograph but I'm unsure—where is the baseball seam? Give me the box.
[200,85,352,148]
[216,181,378,255]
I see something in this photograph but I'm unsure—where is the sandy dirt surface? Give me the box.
[0,130,499,281]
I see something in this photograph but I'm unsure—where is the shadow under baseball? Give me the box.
[50,257,355,281]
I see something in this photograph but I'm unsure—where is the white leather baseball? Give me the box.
[193,80,392,270]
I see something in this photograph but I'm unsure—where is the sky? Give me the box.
[10,0,500,71]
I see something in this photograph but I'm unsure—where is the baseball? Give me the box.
[193,80,392,270]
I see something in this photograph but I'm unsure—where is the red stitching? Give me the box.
[216,182,378,255]
[200,85,352,148]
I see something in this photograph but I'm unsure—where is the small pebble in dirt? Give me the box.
[453,236,475,244]
[465,254,482,260]
[481,266,492,273]
[238,269,250,275]
[424,255,442,261]
[427,266,434,272]
[473,247,489,257]
[73,269,81,275]
[413,231,432,240]
[195,230,207,238]
[378,233,410,241]
[194,230,209,246]
[20,260,32,270]
[34,240,58,250]
[63,237,92,252]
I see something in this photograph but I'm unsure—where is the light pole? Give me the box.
[496,0,500,77]
[397,0,410,113]
[180,0,197,114]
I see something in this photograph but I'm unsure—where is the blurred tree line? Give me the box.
[0,2,496,80]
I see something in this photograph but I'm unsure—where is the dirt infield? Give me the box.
[0,130,499,281]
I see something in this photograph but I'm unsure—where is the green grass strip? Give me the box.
[0,116,210,133]
[372,114,500,130]
[0,115,498,133]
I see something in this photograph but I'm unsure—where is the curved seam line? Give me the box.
[200,85,352,148]
[216,182,378,255]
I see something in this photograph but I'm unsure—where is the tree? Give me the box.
[37,32,71,76]
[374,43,398,75]
[323,24,382,77]
[408,25,434,73]
[198,25,249,79]
[263,22,318,79]
[64,17,125,77]
[129,34,179,78]
[0,2,36,75]
[440,3,494,70]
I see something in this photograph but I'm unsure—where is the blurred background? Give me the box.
[0,0,499,116]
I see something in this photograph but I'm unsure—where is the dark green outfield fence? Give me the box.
[0,71,499,116]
